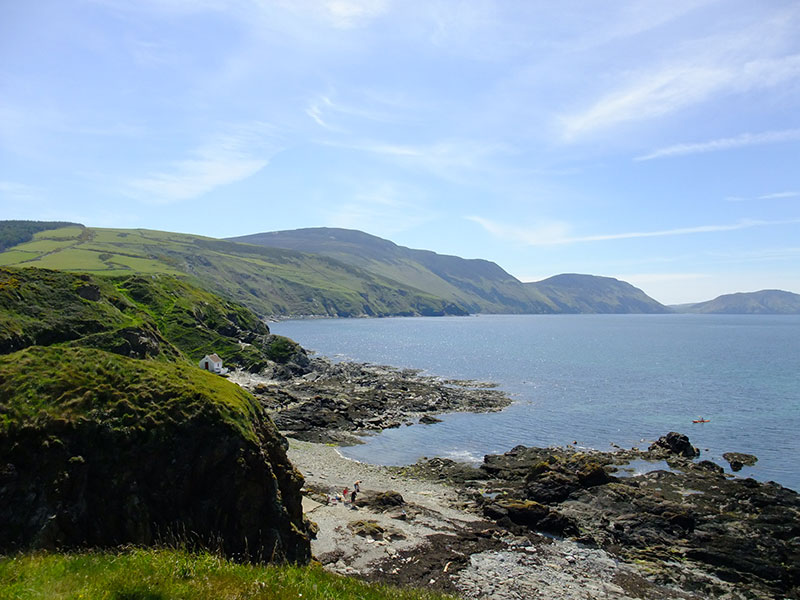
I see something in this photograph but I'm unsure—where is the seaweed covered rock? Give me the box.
[0,347,311,563]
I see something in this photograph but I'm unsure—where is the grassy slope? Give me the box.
[0,220,81,252]
[0,346,262,442]
[524,274,671,314]
[0,267,299,370]
[230,227,554,313]
[0,226,460,318]
[0,549,455,600]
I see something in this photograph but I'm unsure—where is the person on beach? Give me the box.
[342,486,349,504]
[351,480,361,504]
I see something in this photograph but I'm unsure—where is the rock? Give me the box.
[419,415,442,424]
[357,490,405,510]
[0,347,311,564]
[483,498,577,536]
[647,432,699,458]
[347,519,405,540]
[722,452,758,471]
[469,440,800,599]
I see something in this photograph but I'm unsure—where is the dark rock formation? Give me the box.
[0,412,310,563]
[0,347,311,564]
[448,435,800,599]
[648,431,699,458]
[254,358,510,442]
[723,452,758,471]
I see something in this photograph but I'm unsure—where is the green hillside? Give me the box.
[230,228,671,314]
[676,289,800,314]
[0,224,464,318]
[0,267,306,372]
[230,227,556,313]
[525,273,671,314]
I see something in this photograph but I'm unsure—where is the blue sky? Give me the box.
[1,0,799,304]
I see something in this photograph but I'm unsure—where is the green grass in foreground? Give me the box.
[0,549,456,600]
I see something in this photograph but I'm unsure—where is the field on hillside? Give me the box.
[0,226,456,318]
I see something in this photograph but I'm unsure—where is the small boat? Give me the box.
[692,418,710,423]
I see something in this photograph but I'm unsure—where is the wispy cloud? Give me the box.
[325,138,512,182]
[126,123,278,203]
[637,128,800,161]
[323,181,436,234]
[758,191,799,200]
[561,52,800,140]
[468,216,800,246]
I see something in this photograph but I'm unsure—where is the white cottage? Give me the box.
[199,353,224,373]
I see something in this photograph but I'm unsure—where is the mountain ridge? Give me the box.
[229,227,669,314]
[674,289,800,314]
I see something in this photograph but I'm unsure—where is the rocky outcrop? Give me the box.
[723,451,758,471]
[439,435,800,599]
[647,431,699,458]
[244,358,511,442]
[0,347,311,564]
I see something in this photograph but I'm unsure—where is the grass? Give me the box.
[0,346,262,442]
[0,267,300,371]
[0,225,456,318]
[0,549,457,600]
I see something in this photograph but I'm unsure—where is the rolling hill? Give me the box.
[525,274,671,314]
[0,221,672,316]
[676,290,800,314]
[229,227,670,314]
[0,224,464,318]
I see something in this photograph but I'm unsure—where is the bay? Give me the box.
[271,314,800,491]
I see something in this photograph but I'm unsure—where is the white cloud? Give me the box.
[126,124,278,203]
[759,191,799,200]
[325,138,512,183]
[323,181,436,234]
[468,216,800,246]
[324,0,388,28]
[561,49,800,140]
[637,128,800,161]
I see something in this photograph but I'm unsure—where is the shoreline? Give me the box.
[233,359,799,599]
[287,437,680,600]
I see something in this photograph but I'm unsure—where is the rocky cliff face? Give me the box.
[0,408,310,563]
[0,340,311,563]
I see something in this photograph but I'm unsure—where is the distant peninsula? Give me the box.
[674,289,800,315]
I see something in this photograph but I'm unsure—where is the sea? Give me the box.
[270,314,800,492]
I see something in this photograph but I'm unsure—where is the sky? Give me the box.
[1,1,799,304]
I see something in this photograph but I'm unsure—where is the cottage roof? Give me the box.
[206,353,222,363]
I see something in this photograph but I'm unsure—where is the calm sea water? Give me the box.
[271,314,800,491]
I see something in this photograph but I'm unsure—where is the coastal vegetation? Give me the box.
[0,266,314,563]
[0,548,455,600]
[0,223,463,318]
[0,266,307,372]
